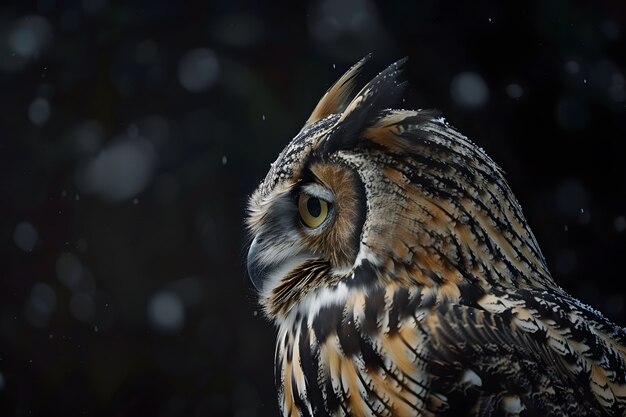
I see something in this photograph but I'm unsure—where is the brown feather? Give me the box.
[304,55,370,128]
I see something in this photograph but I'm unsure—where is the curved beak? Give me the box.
[247,235,314,293]
[247,236,267,292]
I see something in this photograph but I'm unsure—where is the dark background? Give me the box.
[2,1,626,416]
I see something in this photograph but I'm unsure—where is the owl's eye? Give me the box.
[298,194,330,229]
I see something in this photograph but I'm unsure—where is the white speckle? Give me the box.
[583,78,587,84]
[614,216,626,232]
[580,208,584,213]
[556,180,589,217]
[488,17,492,22]
[148,291,185,333]
[333,63,336,69]
[564,224,569,231]
[262,114,266,121]
[14,221,38,252]
[222,155,227,165]
[461,369,482,386]
[178,48,219,93]
[94,325,98,332]
[28,97,51,126]
[578,208,591,224]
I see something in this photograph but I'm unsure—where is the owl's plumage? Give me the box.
[246,57,626,417]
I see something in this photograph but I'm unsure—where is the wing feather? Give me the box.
[423,287,626,416]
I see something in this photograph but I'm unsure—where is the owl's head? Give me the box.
[247,57,553,322]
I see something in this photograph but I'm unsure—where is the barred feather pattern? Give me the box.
[276,280,626,416]
[247,60,626,417]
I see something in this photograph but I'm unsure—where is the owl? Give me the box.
[246,57,626,417]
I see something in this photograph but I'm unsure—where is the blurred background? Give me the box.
[1,0,626,416]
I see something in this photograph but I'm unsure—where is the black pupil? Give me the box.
[307,197,322,217]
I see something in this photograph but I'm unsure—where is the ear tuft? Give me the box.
[317,57,408,156]
[304,54,372,128]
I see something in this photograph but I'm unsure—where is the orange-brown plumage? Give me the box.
[246,58,626,416]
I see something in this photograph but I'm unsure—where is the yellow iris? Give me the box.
[298,194,330,228]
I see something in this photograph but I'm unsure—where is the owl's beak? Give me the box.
[247,235,314,293]
[247,236,266,292]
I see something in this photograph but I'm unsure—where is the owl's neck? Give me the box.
[364,204,558,301]
[273,223,556,328]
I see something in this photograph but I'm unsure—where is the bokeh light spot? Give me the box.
[505,83,523,99]
[148,291,185,333]
[8,16,52,59]
[614,216,626,232]
[14,222,38,252]
[76,137,157,202]
[24,282,57,327]
[450,72,488,109]
[28,97,51,126]
[178,48,219,93]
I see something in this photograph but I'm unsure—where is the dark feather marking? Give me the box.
[338,309,361,356]
[313,305,344,342]
[397,334,430,365]
[387,288,409,334]
[275,347,283,392]
[406,287,424,315]
[363,287,385,335]
[336,373,352,417]
[349,259,379,288]
[353,368,391,417]
[298,320,331,417]
[323,370,342,413]
[359,323,429,406]
[427,298,615,417]
[319,59,408,156]
[291,371,311,417]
